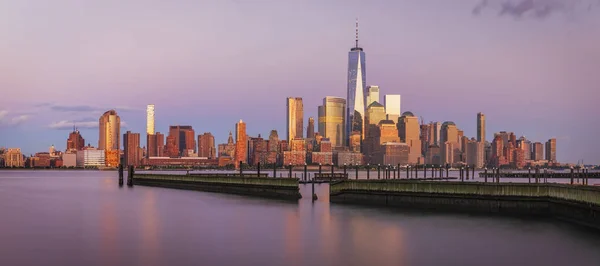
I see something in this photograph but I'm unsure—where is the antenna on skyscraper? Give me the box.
[355,18,359,48]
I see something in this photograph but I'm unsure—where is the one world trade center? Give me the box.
[346,19,366,150]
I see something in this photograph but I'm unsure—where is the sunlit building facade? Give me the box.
[346,20,366,146]
[318,97,346,148]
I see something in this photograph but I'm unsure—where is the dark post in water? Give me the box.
[118,164,124,186]
[127,165,134,187]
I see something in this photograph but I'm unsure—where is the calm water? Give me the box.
[1,171,600,266]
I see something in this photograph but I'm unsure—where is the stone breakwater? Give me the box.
[330,180,600,230]
[134,174,302,200]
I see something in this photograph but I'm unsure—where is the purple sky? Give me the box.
[0,0,599,164]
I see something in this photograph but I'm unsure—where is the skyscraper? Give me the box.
[235,120,247,167]
[366,85,379,107]
[477,112,485,143]
[147,132,164,158]
[98,110,120,151]
[318,97,346,147]
[66,128,85,152]
[286,97,303,142]
[398,111,421,164]
[147,104,155,135]
[123,131,141,167]
[168,125,195,156]
[307,117,315,139]
[545,138,557,162]
[198,133,216,159]
[384,95,401,123]
[532,142,544,161]
[440,121,458,165]
[346,19,366,146]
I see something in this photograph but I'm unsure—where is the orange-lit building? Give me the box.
[235,120,247,167]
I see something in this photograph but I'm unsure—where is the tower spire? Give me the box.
[355,18,359,48]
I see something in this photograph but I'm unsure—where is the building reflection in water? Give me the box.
[99,196,120,265]
[139,189,161,266]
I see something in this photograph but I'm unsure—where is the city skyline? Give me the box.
[0,1,599,163]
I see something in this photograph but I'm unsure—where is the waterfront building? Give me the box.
[397,111,421,164]
[62,153,77,167]
[477,112,485,143]
[147,132,164,158]
[373,142,409,166]
[440,121,458,165]
[546,138,557,162]
[425,145,441,165]
[336,151,363,166]
[5,148,24,167]
[168,125,196,156]
[318,96,346,148]
[311,152,333,165]
[235,120,247,167]
[98,110,120,166]
[198,133,216,159]
[76,149,105,167]
[346,19,367,146]
[98,110,120,151]
[532,142,544,161]
[66,128,85,152]
[467,140,485,168]
[266,130,280,165]
[384,95,401,123]
[286,97,303,142]
[123,131,141,167]
[366,85,380,107]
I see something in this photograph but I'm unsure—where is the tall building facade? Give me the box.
[235,120,247,167]
[397,111,421,164]
[366,85,379,107]
[66,128,85,152]
[168,125,196,156]
[346,20,366,146]
[318,97,346,147]
[286,97,303,142]
[5,148,24,167]
[477,112,485,143]
[440,121,458,165]
[147,104,155,135]
[98,110,120,151]
[467,139,485,168]
[307,117,315,139]
[147,132,164,158]
[123,131,141,167]
[198,133,216,159]
[99,110,120,167]
[545,138,557,162]
[532,142,544,161]
[384,95,401,122]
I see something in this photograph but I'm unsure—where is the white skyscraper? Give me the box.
[366,85,380,107]
[146,104,155,135]
[384,95,401,123]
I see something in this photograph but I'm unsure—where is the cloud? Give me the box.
[472,0,599,19]
[48,120,128,130]
[47,104,143,113]
[0,111,30,127]
[10,115,30,125]
[48,120,98,130]
[50,105,98,112]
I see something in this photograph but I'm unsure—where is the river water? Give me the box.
[1,170,599,266]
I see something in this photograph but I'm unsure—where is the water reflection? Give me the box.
[139,190,161,266]
[0,171,599,266]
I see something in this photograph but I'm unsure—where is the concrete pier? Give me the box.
[133,173,301,200]
[330,180,600,230]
